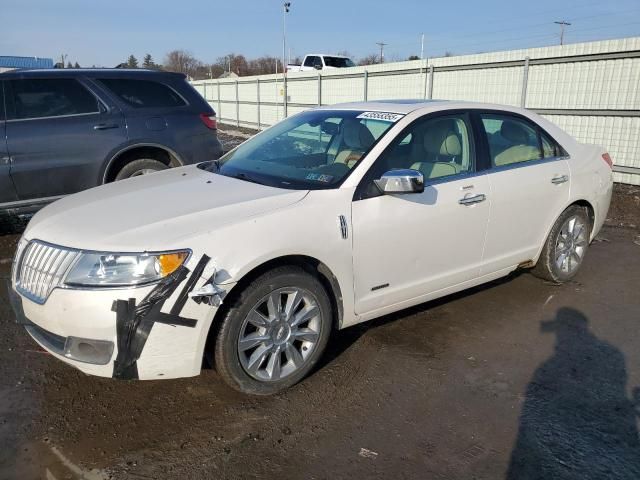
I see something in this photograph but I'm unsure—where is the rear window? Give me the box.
[99,78,186,108]
[324,57,355,68]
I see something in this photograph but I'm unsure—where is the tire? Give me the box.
[214,266,332,395]
[114,158,168,180]
[532,205,591,283]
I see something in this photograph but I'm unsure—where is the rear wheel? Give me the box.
[114,158,168,180]
[532,205,591,283]
[214,266,332,395]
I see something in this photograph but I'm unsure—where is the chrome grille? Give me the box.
[15,241,79,304]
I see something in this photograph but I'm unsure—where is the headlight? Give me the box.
[65,251,189,287]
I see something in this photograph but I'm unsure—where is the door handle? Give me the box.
[93,123,119,130]
[458,193,486,206]
[551,174,569,184]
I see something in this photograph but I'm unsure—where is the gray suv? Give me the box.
[0,69,222,216]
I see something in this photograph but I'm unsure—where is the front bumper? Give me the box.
[8,256,225,380]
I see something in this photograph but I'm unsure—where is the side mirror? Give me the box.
[374,169,424,194]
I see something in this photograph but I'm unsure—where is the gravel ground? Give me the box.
[0,180,638,480]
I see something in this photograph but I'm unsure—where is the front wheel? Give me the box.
[532,205,591,283]
[214,266,332,395]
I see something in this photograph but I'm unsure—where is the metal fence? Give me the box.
[192,37,640,185]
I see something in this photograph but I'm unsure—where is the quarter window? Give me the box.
[10,79,99,120]
[480,114,542,167]
[541,132,561,158]
[99,79,186,108]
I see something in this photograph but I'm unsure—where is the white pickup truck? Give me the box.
[287,54,356,72]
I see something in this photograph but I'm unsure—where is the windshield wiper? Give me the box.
[228,172,266,186]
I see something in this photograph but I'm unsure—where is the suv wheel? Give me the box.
[532,205,591,283]
[214,266,332,395]
[115,158,168,180]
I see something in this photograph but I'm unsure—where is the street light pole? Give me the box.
[282,2,291,118]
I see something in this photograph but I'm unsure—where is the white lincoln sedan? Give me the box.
[10,100,613,394]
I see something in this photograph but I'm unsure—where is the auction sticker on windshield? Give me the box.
[356,112,405,122]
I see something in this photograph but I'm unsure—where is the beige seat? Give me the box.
[493,121,541,166]
[334,119,375,168]
[410,119,463,179]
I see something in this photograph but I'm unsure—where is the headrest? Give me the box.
[342,119,375,150]
[423,119,462,156]
[500,121,530,144]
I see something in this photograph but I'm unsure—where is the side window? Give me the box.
[99,79,186,108]
[313,57,323,69]
[370,114,473,183]
[0,82,5,121]
[480,114,542,167]
[303,56,317,67]
[10,79,99,120]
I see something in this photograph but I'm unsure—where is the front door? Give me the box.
[352,112,490,315]
[5,77,127,201]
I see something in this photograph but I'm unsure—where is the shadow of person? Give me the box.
[507,307,640,479]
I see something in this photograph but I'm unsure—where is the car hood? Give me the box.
[24,166,308,252]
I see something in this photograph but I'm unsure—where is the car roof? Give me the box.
[307,54,351,58]
[318,99,532,116]
[0,68,187,80]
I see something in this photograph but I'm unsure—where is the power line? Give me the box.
[376,42,387,63]
[554,20,572,45]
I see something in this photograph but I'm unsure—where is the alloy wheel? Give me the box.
[555,215,588,275]
[237,287,322,382]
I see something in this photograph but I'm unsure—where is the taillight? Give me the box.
[601,152,613,169]
[200,113,217,130]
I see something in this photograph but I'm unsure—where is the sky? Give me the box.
[1,0,640,67]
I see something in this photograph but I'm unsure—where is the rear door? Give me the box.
[475,111,571,274]
[5,77,127,200]
[0,81,18,204]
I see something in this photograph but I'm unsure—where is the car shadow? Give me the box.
[317,270,525,369]
[506,307,640,479]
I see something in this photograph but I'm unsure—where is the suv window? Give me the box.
[480,114,542,167]
[10,79,99,120]
[303,56,317,67]
[369,113,473,183]
[99,79,186,108]
[324,57,355,68]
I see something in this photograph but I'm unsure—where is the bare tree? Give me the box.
[357,54,381,66]
[164,50,201,78]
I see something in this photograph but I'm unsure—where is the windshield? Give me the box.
[324,56,355,68]
[202,110,402,190]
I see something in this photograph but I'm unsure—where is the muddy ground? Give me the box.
[0,182,638,480]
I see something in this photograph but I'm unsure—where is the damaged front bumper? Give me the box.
[9,253,231,380]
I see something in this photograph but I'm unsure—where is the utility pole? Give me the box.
[420,33,425,60]
[554,20,571,46]
[376,41,387,63]
[283,2,291,118]
[60,53,67,68]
